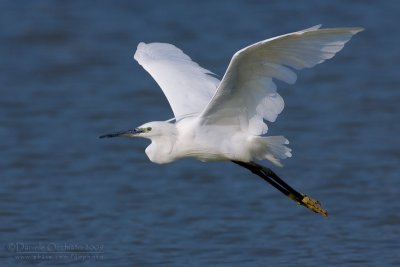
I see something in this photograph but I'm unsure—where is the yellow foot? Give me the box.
[298,195,328,217]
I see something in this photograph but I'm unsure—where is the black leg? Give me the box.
[232,161,328,217]
[232,161,293,198]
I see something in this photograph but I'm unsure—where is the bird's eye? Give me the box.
[147,127,152,131]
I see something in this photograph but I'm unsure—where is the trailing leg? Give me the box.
[232,161,328,217]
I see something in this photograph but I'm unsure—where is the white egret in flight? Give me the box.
[100,25,363,216]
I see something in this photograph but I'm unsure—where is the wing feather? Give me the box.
[199,25,363,135]
[134,42,220,118]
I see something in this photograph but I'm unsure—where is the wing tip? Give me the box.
[302,25,364,34]
[133,42,147,61]
[349,27,365,34]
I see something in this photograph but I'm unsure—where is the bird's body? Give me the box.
[140,119,289,165]
[100,25,363,216]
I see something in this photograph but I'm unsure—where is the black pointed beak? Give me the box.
[99,128,143,139]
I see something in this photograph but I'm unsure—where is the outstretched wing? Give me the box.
[199,25,363,135]
[134,42,220,118]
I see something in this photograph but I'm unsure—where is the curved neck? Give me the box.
[145,122,178,164]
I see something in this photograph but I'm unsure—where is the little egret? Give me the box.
[100,25,363,216]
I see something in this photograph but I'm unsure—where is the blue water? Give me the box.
[1,1,399,266]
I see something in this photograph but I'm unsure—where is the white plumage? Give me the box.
[134,42,219,118]
[103,25,362,166]
[101,25,362,216]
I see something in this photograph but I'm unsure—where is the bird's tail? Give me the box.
[250,136,292,167]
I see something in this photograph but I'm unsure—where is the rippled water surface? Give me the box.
[1,1,399,266]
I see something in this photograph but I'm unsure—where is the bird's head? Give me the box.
[99,121,175,140]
